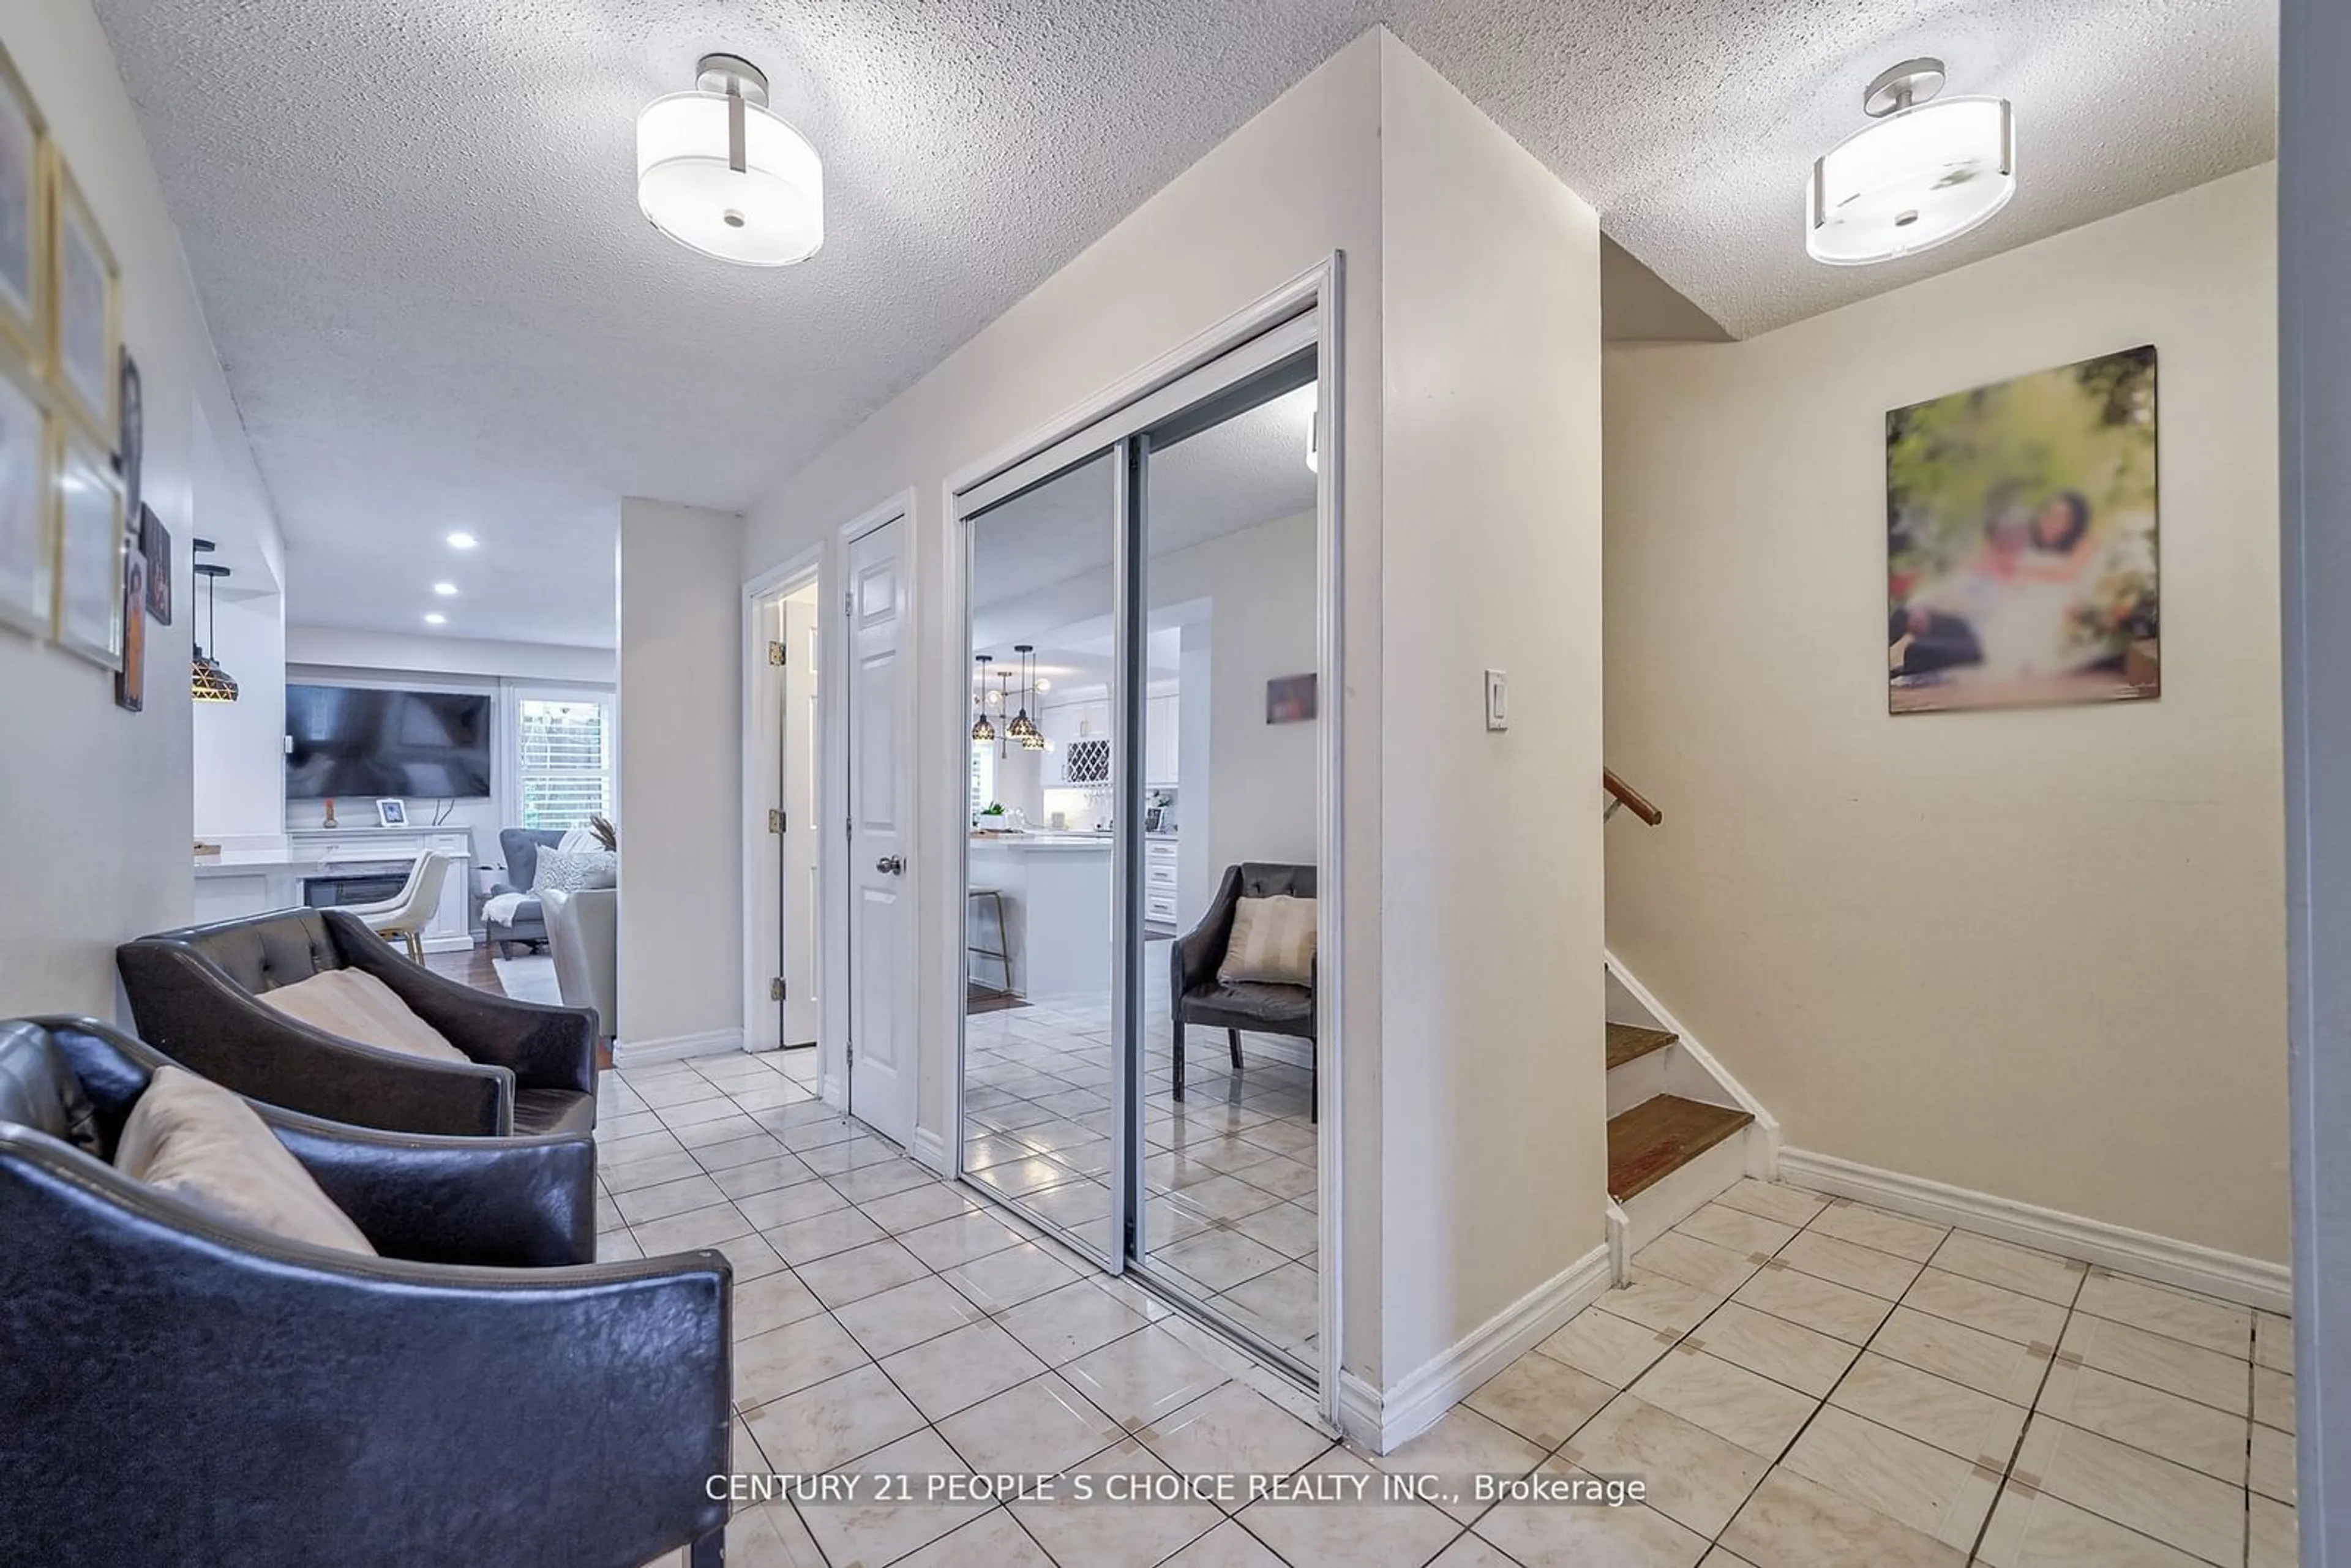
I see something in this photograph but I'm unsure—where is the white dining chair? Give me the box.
[347,851,451,962]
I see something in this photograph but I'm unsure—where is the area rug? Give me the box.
[490,953,563,1006]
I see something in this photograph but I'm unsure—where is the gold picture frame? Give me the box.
[52,418,122,667]
[0,43,48,369]
[0,345,52,637]
[49,151,115,443]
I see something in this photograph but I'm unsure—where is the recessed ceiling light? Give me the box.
[432,582,459,596]
[446,531,478,549]
[424,613,447,626]
[638,53,823,267]
[1807,58,2014,266]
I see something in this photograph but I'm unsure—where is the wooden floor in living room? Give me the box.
[422,941,614,1069]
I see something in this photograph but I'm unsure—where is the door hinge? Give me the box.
[843,590,854,618]
[767,639,786,666]
[768,809,784,834]
[770,978,786,1002]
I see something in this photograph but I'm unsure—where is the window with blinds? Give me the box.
[517,697,612,830]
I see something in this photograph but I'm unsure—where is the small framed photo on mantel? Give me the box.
[376,798,407,828]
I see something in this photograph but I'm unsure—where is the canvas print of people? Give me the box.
[1886,345,2158,714]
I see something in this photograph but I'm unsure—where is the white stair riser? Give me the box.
[1616,1123,1753,1253]
[1605,1041,1745,1119]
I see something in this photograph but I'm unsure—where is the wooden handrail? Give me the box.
[1603,768,1663,826]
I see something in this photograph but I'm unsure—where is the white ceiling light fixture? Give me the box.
[637,53,823,268]
[432,582,459,596]
[424,612,447,626]
[1807,58,2014,266]
[446,531,477,549]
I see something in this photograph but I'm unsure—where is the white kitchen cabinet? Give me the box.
[1144,694,1180,786]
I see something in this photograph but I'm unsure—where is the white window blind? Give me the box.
[517,697,612,830]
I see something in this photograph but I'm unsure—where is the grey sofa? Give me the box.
[116,908,598,1138]
[487,828,568,958]
[0,1015,728,1567]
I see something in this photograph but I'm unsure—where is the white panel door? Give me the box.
[781,596,820,1046]
[847,517,914,1146]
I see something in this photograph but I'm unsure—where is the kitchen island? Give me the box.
[967,833,1114,1000]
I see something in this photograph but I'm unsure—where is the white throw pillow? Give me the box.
[257,967,470,1063]
[115,1067,377,1256]
[532,848,618,895]
[1218,894,1318,987]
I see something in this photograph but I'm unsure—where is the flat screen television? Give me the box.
[285,685,493,800]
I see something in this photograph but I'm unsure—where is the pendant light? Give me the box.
[970,655,996,743]
[190,539,238,703]
[1007,644,1043,749]
[1807,58,2014,266]
[994,668,1017,759]
[637,53,824,267]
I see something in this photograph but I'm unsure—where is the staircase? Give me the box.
[1600,770,1775,1256]
[1603,1002,1769,1255]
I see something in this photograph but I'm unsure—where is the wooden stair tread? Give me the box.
[1608,1094,1753,1200]
[1606,1023,1679,1071]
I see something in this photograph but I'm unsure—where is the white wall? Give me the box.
[285,625,616,686]
[0,0,280,1015]
[618,497,743,1052]
[1604,167,2287,1262]
[708,29,1611,1412]
[725,31,1392,1382]
[1373,32,1608,1378]
[192,590,287,844]
[1174,509,1319,894]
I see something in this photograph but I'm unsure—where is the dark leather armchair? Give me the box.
[0,1016,728,1568]
[118,908,598,1139]
[488,827,569,957]
[1170,863,1318,1119]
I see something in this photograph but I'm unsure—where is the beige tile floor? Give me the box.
[609,1052,2293,1567]
[960,958,1320,1362]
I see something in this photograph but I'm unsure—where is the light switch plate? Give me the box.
[1485,669,1508,731]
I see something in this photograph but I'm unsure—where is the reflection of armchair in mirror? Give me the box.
[1171,863,1317,1121]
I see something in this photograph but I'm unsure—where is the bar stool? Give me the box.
[966,888,1012,999]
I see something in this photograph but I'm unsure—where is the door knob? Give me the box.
[876,855,905,875]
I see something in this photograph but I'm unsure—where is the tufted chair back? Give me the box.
[169,907,348,996]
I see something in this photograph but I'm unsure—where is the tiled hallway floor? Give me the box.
[606,1051,2295,1567]
[962,976,1321,1364]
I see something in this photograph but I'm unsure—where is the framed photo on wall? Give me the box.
[1886,345,2159,714]
[139,503,170,623]
[53,422,124,667]
[113,536,144,711]
[0,351,50,637]
[0,46,46,366]
[51,156,117,442]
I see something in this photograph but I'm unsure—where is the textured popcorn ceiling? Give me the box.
[89,1,2273,648]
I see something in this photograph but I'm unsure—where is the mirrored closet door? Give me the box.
[959,321,1325,1386]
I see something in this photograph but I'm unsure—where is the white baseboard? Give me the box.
[1340,1242,1611,1454]
[910,1125,954,1176]
[1778,1147,2292,1315]
[421,934,474,956]
[611,1028,743,1068]
[820,1072,848,1111]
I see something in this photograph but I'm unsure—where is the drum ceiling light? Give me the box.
[1807,58,2014,266]
[637,53,823,267]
